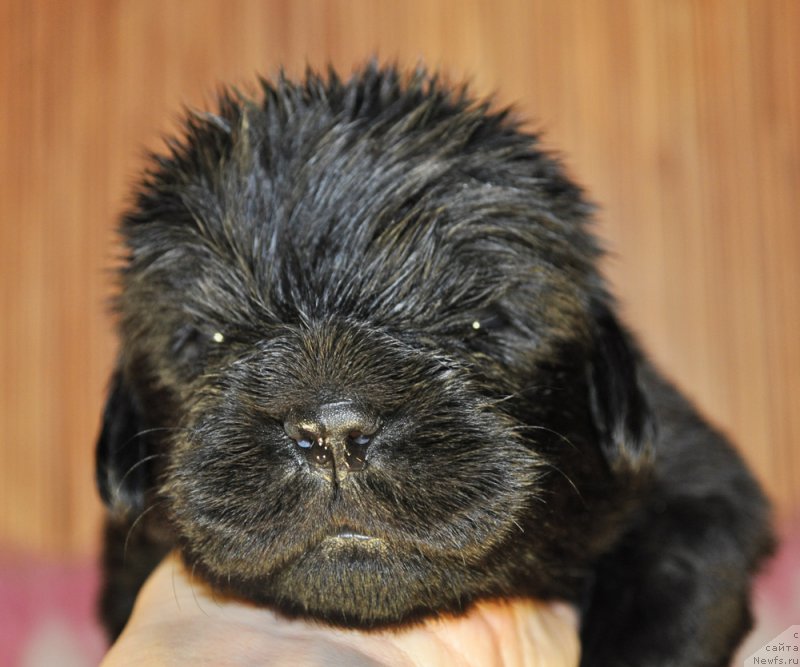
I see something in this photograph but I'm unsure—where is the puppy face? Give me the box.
[98,67,651,626]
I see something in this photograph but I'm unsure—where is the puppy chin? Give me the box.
[187,534,483,627]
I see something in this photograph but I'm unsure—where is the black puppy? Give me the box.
[96,65,773,665]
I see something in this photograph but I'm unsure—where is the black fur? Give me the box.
[96,64,773,665]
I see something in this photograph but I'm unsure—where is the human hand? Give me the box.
[102,552,580,666]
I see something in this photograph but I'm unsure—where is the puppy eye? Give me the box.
[172,326,225,367]
[469,310,511,335]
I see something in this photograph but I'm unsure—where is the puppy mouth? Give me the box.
[332,531,374,540]
[322,525,382,544]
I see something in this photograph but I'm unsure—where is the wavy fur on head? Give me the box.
[97,64,773,666]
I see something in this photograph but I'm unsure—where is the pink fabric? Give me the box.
[0,551,105,667]
[737,520,800,660]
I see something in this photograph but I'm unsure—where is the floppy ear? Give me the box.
[95,370,149,517]
[587,300,655,473]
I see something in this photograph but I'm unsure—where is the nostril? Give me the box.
[287,427,334,468]
[284,419,333,469]
[308,441,332,467]
[344,430,372,472]
[294,429,318,450]
[347,431,372,448]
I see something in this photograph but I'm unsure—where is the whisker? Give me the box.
[545,462,585,506]
[189,562,210,617]
[123,501,164,562]
[118,426,190,450]
[171,558,181,611]
[114,453,166,498]
[512,424,579,450]
[492,383,570,402]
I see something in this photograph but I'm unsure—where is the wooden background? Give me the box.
[1,0,798,559]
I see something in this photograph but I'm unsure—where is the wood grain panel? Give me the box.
[1,0,797,557]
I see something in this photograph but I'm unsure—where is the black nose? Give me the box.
[284,401,379,474]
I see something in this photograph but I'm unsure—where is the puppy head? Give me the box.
[97,65,653,625]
